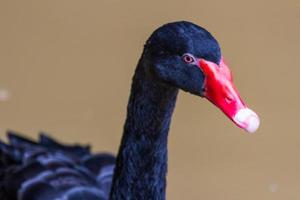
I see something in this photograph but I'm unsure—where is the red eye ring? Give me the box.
[182,54,195,64]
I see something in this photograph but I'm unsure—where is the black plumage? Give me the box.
[0,131,115,200]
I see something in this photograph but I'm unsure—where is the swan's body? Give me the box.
[0,132,115,200]
[0,21,259,200]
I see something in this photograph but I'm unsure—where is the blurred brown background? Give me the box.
[0,0,299,199]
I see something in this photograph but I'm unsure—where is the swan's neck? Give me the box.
[110,61,178,200]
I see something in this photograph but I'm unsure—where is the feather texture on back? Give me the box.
[0,131,115,200]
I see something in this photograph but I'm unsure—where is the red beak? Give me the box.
[198,57,260,133]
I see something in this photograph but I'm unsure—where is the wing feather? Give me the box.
[0,131,115,200]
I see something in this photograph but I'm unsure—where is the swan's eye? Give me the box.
[182,54,196,64]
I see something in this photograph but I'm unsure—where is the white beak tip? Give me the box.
[233,108,260,133]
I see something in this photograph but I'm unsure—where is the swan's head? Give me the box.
[144,21,259,133]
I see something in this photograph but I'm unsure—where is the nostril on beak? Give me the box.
[225,95,233,104]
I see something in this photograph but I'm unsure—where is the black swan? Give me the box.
[0,21,259,200]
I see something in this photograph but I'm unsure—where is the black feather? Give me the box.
[0,132,115,200]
